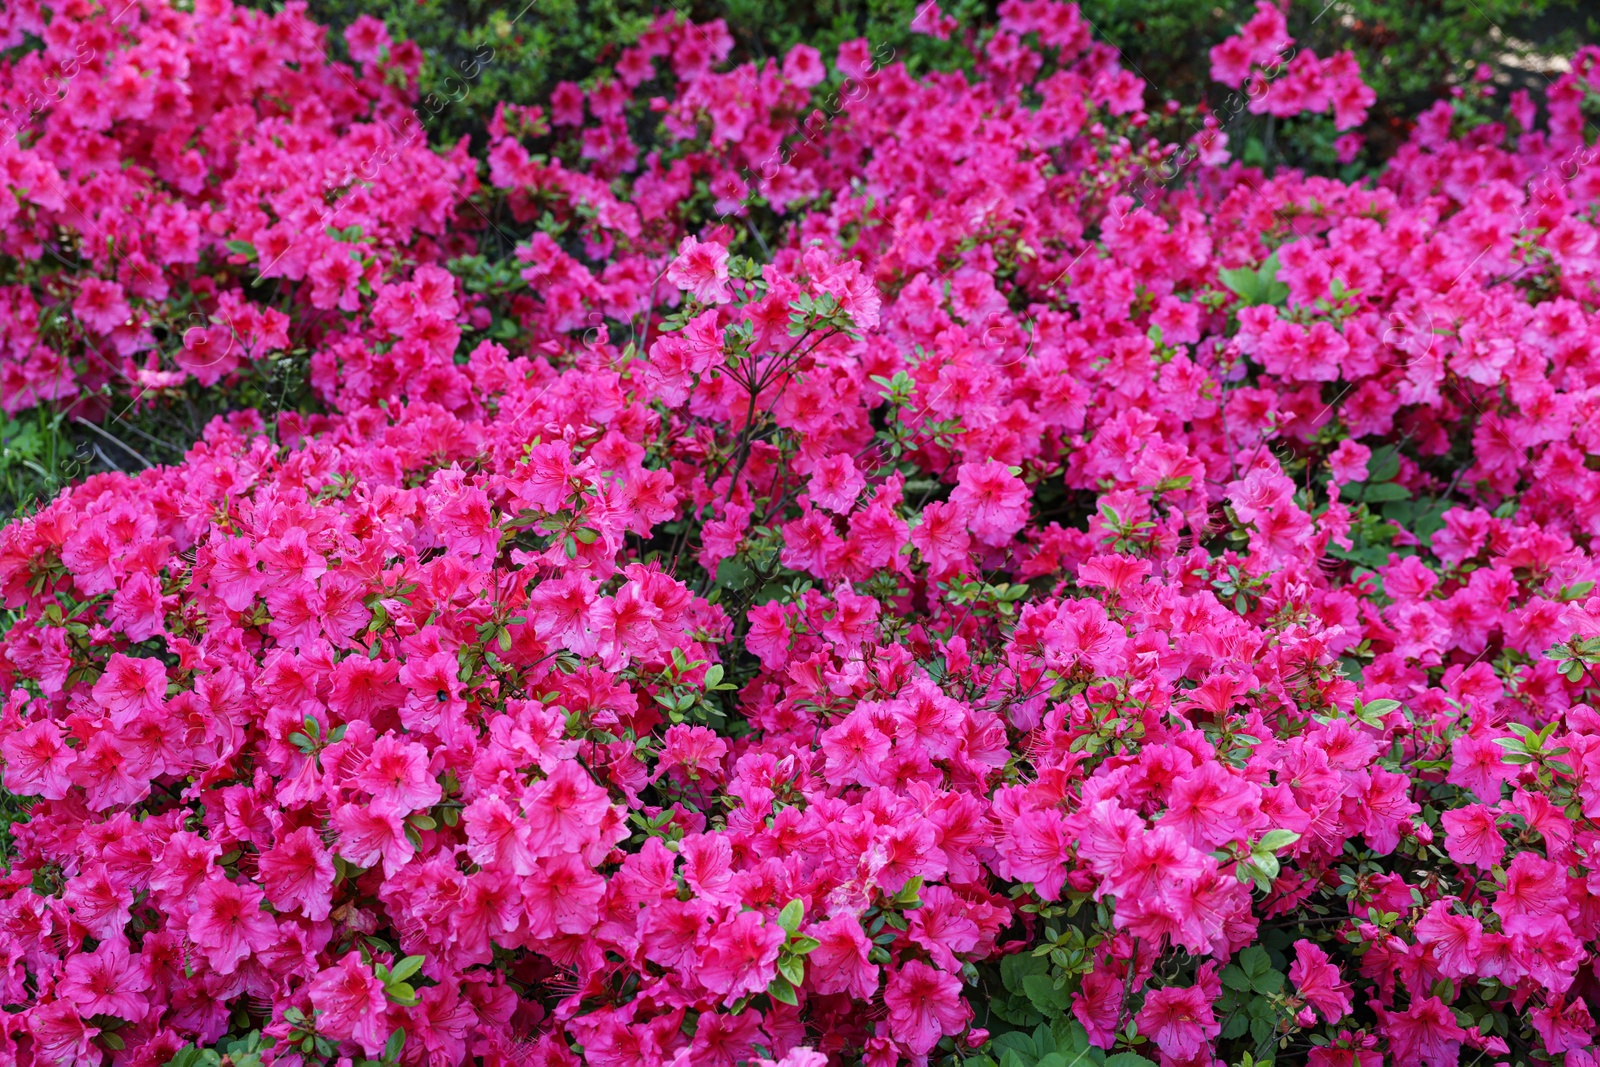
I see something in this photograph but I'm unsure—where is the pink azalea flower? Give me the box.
[885,960,967,1056]
[667,235,732,304]
[187,875,277,975]
[698,910,785,1002]
[1289,940,1355,1023]
[309,952,392,1056]
[1136,982,1219,1060]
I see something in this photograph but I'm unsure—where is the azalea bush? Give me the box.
[0,0,1587,511]
[0,0,473,509]
[8,1,1600,1066]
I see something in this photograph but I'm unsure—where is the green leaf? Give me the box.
[1001,950,1049,995]
[1218,251,1288,307]
[1221,964,1252,992]
[1256,829,1300,852]
[778,953,805,986]
[1250,967,1285,996]
[776,898,804,933]
[224,240,257,260]
[1217,267,1260,302]
[1104,1055,1159,1067]
[1022,973,1071,1016]
[992,1032,1042,1057]
[788,935,820,955]
[767,974,799,1006]
[1041,1022,1106,1066]
[1365,446,1401,483]
[892,875,925,906]
[1360,481,1411,502]
[383,1028,406,1064]
[1239,945,1272,979]
[164,1050,219,1067]
[1031,1023,1057,1056]
[388,955,425,984]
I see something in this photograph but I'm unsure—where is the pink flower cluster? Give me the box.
[0,0,467,413]
[1209,2,1375,130]
[7,1,1600,1065]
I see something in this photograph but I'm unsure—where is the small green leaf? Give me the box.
[1366,446,1401,483]
[767,974,799,1006]
[383,1027,406,1064]
[1250,967,1285,996]
[1022,973,1071,1015]
[778,953,805,987]
[1217,251,1288,307]
[1256,829,1300,853]
[892,875,925,906]
[1000,950,1049,995]
[1239,945,1271,978]
[388,955,425,983]
[384,982,417,1006]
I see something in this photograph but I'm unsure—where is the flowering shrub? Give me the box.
[1207,4,1374,133]
[9,2,1600,1066]
[0,0,469,416]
